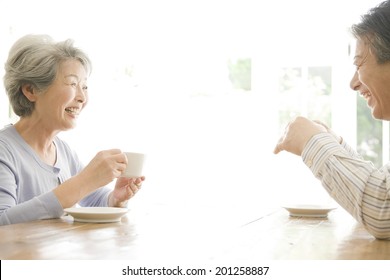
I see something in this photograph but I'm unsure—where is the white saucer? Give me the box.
[64,207,128,223]
[282,204,336,218]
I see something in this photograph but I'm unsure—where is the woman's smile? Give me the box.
[65,106,81,117]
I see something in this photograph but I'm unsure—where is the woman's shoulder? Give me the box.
[0,124,16,136]
[0,125,19,147]
[0,125,22,161]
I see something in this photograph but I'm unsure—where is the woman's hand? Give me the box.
[109,176,145,207]
[54,149,128,208]
[78,149,127,191]
[274,116,327,156]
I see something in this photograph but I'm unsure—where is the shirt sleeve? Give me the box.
[302,133,390,239]
[0,191,64,225]
[0,150,64,225]
[79,187,111,207]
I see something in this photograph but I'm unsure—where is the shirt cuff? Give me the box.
[302,133,343,176]
[38,191,64,218]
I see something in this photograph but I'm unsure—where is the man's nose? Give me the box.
[350,71,361,91]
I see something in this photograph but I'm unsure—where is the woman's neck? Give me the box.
[14,118,58,165]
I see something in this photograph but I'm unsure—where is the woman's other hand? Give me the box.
[109,176,145,207]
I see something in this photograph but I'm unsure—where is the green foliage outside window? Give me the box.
[278,66,384,167]
[278,66,332,131]
[356,96,382,167]
[228,58,251,91]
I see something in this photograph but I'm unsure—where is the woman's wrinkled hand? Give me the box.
[79,149,127,191]
[109,176,145,207]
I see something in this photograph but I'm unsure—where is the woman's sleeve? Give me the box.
[0,151,63,225]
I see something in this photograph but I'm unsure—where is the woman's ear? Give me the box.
[21,84,37,102]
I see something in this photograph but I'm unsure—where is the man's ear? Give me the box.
[21,84,37,102]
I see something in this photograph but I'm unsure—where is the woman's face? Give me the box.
[350,38,390,120]
[33,59,88,131]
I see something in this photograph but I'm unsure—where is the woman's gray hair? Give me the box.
[351,0,390,63]
[3,34,92,117]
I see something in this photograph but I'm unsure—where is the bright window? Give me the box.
[0,0,386,210]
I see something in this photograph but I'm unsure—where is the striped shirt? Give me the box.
[302,132,390,239]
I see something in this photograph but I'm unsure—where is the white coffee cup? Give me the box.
[121,152,145,178]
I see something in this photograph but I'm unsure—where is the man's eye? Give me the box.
[353,63,361,71]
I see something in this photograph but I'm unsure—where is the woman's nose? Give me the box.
[350,71,360,91]
[76,85,87,103]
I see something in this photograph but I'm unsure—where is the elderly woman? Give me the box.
[0,34,144,225]
[274,0,390,239]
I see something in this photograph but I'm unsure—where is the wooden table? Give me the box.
[1,203,389,260]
